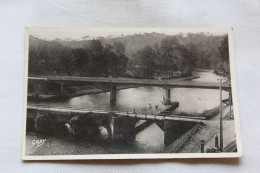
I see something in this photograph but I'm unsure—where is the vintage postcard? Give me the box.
[22,27,242,160]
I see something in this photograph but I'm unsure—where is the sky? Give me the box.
[26,27,230,41]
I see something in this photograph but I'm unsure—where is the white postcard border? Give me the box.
[22,27,242,160]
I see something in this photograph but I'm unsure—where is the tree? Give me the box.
[71,48,89,76]
[178,44,198,76]
[104,42,129,77]
[153,43,163,74]
[87,40,107,76]
[29,49,40,74]
[29,46,52,75]
[60,49,73,76]
[160,37,182,78]
[104,44,117,77]
[113,42,128,77]
[134,45,156,79]
[215,36,230,82]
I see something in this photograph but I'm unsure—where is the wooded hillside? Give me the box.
[28,33,229,79]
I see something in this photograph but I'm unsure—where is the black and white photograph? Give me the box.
[22,27,242,160]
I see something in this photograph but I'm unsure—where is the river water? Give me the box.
[26,70,229,155]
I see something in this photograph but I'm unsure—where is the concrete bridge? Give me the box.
[28,75,231,103]
[27,103,210,145]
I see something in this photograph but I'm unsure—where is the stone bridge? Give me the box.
[26,102,210,145]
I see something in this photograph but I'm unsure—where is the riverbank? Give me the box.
[194,69,214,72]
[178,105,236,153]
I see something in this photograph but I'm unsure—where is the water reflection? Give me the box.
[41,70,228,114]
[65,87,228,114]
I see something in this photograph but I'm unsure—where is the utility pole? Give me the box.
[229,89,232,118]
[219,78,223,151]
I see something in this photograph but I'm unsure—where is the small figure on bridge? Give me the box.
[149,103,152,110]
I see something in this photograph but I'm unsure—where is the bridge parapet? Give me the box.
[28,76,231,90]
[27,103,208,123]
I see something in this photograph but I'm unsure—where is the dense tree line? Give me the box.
[28,34,230,80]
[132,37,198,79]
[29,40,129,77]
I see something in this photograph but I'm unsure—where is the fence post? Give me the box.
[215,135,219,148]
[200,140,205,153]
[134,109,137,118]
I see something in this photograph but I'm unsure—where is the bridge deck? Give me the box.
[27,105,208,123]
[28,76,230,90]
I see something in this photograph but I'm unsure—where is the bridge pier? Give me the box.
[113,116,137,140]
[60,83,64,96]
[107,113,115,139]
[165,88,171,104]
[110,85,117,103]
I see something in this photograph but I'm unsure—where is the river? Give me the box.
[25,70,229,155]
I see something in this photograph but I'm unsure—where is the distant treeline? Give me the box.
[131,37,197,78]
[29,40,128,77]
[28,33,230,79]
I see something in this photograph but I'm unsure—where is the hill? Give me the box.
[28,33,228,76]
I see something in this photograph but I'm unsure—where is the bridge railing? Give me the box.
[28,103,173,116]
[28,104,208,122]
[28,104,209,122]
[28,75,231,89]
